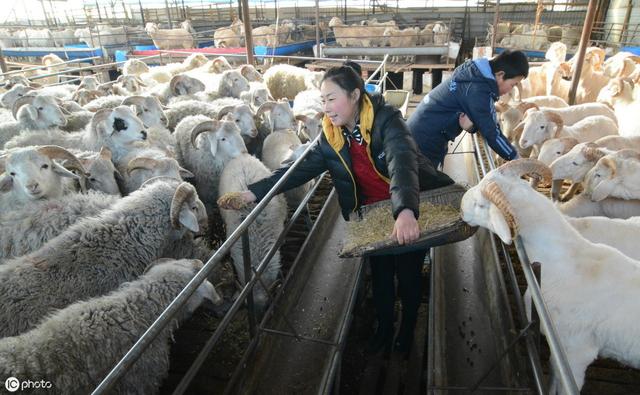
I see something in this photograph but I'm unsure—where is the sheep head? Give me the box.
[256,99,296,132]
[295,111,324,142]
[217,70,250,99]
[0,146,85,201]
[538,137,579,166]
[170,75,205,96]
[461,159,550,244]
[90,106,148,146]
[239,64,263,82]
[1,84,33,109]
[121,96,168,128]
[585,149,640,202]
[518,110,561,149]
[211,56,232,73]
[12,94,67,128]
[169,181,207,233]
[217,104,258,138]
[190,119,247,160]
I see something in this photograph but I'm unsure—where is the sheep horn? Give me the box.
[170,182,196,229]
[600,156,617,178]
[582,143,606,162]
[256,101,276,116]
[216,105,236,120]
[127,157,160,175]
[190,120,219,148]
[498,158,552,185]
[494,101,510,113]
[544,111,564,137]
[169,75,185,95]
[91,108,113,129]
[121,96,146,107]
[37,145,87,176]
[481,180,518,236]
[12,95,36,119]
[99,146,112,160]
[517,102,539,113]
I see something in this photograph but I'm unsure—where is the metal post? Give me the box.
[242,231,257,338]
[315,0,320,57]
[237,0,243,21]
[620,0,633,44]
[491,0,501,49]
[165,0,173,28]
[96,0,102,22]
[568,0,598,105]
[241,0,254,65]
[139,0,145,27]
[0,48,8,73]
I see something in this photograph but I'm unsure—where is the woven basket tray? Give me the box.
[338,183,477,258]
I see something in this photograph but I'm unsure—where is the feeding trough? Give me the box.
[339,183,476,257]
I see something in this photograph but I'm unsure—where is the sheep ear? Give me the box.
[0,175,12,192]
[489,203,513,244]
[295,114,310,123]
[179,167,195,179]
[52,161,80,179]
[179,206,200,232]
[590,179,614,202]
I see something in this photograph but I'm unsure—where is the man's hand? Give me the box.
[217,191,257,210]
[459,112,474,131]
[391,208,420,245]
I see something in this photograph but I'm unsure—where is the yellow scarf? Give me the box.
[322,94,374,152]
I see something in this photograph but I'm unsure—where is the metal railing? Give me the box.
[91,134,325,394]
[470,134,579,395]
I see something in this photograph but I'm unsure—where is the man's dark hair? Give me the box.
[321,60,368,107]
[489,49,529,79]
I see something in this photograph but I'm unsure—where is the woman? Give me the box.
[219,61,451,353]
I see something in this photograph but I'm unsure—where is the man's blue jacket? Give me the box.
[407,58,518,166]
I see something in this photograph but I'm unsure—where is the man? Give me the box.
[408,49,529,167]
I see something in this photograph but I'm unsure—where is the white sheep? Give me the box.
[461,159,640,391]
[120,95,175,153]
[147,74,206,105]
[122,58,150,76]
[0,94,68,148]
[240,81,273,109]
[597,78,640,137]
[574,49,611,104]
[518,112,618,151]
[537,136,579,166]
[263,64,323,101]
[549,142,612,201]
[239,64,263,82]
[83,94,128,112]
[0,190,119,262]
[0,146,86,210]
[558,193,640,218]
[218,153,287,308]
[382,27,419,62]
[122,155,193,195]
[567,216,640,260]
[0,177,207,337]
[0,258,219,394]
[594,135,640,151]
[174,116,247,220]
[0,84,34,109]
[584,149,640,201]
[5,106,149,168]
[292,89,323,142]
[145,22,195,49]
[213,18,244,48]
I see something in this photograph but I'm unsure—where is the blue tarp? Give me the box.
[1,46,103,60]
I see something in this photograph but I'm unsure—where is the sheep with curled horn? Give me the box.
[0,177,208,338]
[0,94,67,148]
[0,145,88,210]
[461,158,640,392]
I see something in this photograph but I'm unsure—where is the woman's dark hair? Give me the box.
[489,49,529,79]
[321,60,368,107]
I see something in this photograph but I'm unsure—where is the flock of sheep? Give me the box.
[466,41,640,391]
[0,52,325,392]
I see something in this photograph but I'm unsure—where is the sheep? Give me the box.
[148,74,206,105]
[122,155,193,195]
[112,75,147,96]
[214,18,244,48]
[558,193,640,218]
[549,142,613,201]
[138,54,208,86]
[0,177,207,338]
[165,99,219,131]
[122,58,151,76]
[239,64,263,82]
[182,69,250,101]
[567,216,640,261]
[574,49,611,104]
[0,94,68,148]
[145,22,195,49]
[0,83,34,109]
[174,116,246,222]
[218,153,287,309]
[597,78,640,137]
[74,26,128,47]
[518,112,618,152]
[603,52,638,78]
[240,81,273,109]
[0,146,87,210]
[5,106,149,168]
[197,56,233,74]
[71,88,105,106]
[292,88,322,114]
[594,135,640,151]
[73,146,122,196]
[181,19,198,36]
[0,190,119,262]
[0,258,219,394]
[20,54,65,86]
[537,136,579,166]
[383,27,419,62]
[292,89,323,142]
[460,158,640,391]
[584,149,640,202]
[328,17,364,47]
[432,21,450,45]
[121,95,175,153]
[257,100,309,206]
[263,64,323,101]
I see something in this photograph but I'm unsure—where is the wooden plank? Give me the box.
[408,63,455,70]
[305,59,410,73]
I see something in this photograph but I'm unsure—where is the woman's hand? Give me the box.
[217,190,257,210]
[391,208,420,245]
[459,112,474,131]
